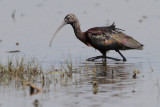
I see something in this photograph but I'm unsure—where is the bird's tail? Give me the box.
[137,44,143,50]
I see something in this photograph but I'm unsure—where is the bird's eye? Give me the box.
[64,17,69,22]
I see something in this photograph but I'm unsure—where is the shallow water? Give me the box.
[0,0,160,107]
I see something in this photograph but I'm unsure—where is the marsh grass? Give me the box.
[0,56,43,85]
[0,55,135,96]
[0,55,97,94]
[45,57,84,87]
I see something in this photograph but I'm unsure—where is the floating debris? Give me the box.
[132,73,136,79]
[138,16,147,23]
[93,81,98,94]
[33,100,39,107]
[12,10,16,22]
[132,90,136,93]
[142,15,147,19]
[133,69,140,79]
[6,50,20,53]
[134,69,140,74]
[16,42,19,46]
[138,19,143,23]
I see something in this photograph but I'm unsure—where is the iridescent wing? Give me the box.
[86,24,143,50]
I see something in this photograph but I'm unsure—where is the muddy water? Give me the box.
[0,0,160,107]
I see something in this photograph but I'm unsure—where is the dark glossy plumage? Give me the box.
[85,23,143,54]
[50,14,143,62]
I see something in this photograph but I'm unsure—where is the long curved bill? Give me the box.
[49,21,67,47]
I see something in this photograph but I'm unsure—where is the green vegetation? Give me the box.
[0,56,95,89]
[0,56,43,85]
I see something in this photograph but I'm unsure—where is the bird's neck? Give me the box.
[71,21,86,44]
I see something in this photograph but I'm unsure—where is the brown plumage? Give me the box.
[50,14,143,62]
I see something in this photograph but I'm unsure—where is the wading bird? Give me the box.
[50,14,143,62]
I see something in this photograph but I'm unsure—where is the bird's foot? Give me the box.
[87,56,121,62]
[123,58,127,62]
[87,56,102,61]
[105,56,121,61]
[110,57,121,61]
[87,58,96,61]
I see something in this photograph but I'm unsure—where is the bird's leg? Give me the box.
[115,50,126,61]
[103,52,107,63]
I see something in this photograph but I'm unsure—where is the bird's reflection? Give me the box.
[80,61,142,94]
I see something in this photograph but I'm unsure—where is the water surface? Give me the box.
[0,0,160,107]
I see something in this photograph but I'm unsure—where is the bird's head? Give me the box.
[64,14,77,24]
[49,14,77,47]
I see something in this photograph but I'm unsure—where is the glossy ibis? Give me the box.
[50,14,143,62]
